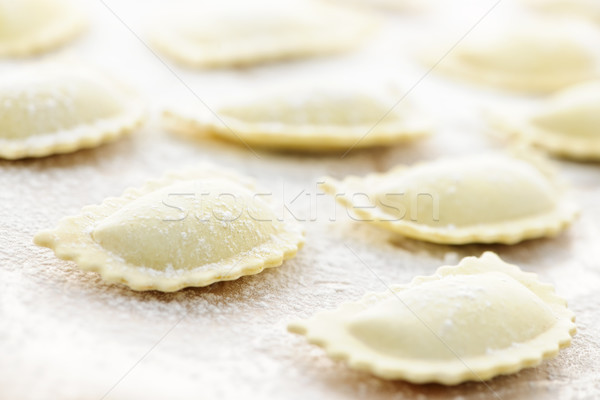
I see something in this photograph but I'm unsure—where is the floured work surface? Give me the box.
[1,1,599,399]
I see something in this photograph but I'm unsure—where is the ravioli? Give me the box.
[492,81,600,160]
[164,87,430,151]
[34,165,305,292]
[427,18,600,93]
[321,154,578,244]
[148,0,378,68]
[0,0,85,56]
[288,252,576,384]
[0,63,144,159]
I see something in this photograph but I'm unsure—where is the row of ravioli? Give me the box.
[2,0,600,159]
[2,59,600,159]
[2,0,600,74]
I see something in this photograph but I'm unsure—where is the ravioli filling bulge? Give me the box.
[457,34,593,75]
[0,73,128,140]
[531,100,600,138]
[92,180,280,270]
[0,0,62,40]
[219,94,402,126]
[346,272,556,360]
[374,158,557,228]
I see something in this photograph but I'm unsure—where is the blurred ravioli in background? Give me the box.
[0,62,144,159]
[164,83,432,152]
[147,0,379,68]
[491,80,600,160]
[0,0,86,56]
[422,16,600,93]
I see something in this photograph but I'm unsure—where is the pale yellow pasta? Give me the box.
[426,18,600,93]
[289,252,576,384]
[321,154,578,244]
[148,0,378,68]
[165,86,431,151]
[0,62,144,159]
[0,0,85,56]
[34,165,305,292]
[491,81,600,160]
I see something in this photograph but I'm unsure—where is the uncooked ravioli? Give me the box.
[288,252,576,384]
[164,86,431,151]
[34,165,305,292]
[426,17,600,93]
[148,0,378,67]
[321,153,578,244]
[0,62,144,159]
[491,80,600,160]
[0,0,85,56]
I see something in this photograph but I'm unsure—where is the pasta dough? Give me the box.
[0,0,85,56]
[0,62,144,159]
[148,0,378,68]
[427,17,600,93]
[321,154,578,244]
[491,81,600,160]
[288,252,576,384]
[164,86,430,151]
[34,165,305,292]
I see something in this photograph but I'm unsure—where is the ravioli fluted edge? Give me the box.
[321,153,578,244]
[288,252,576,384]
[491,80,600,160]
[164,85,431,152]
[34,165,305,292]
[0,62,144,159]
